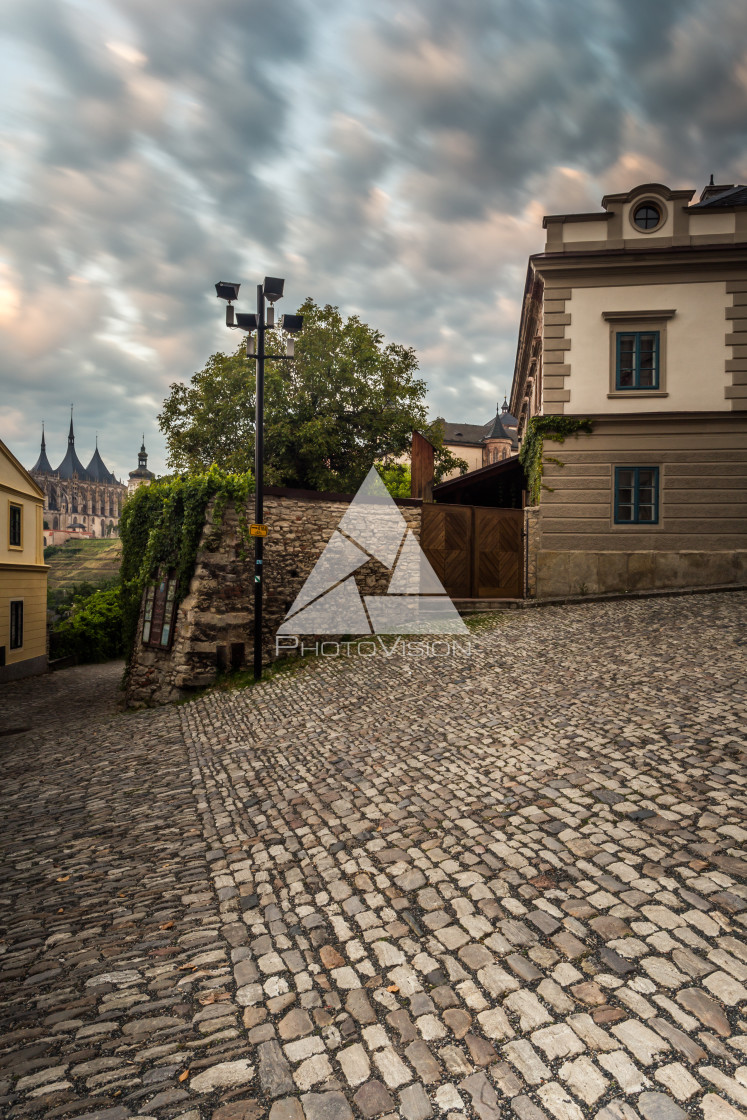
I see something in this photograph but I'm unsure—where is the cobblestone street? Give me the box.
[1,592,747,1120]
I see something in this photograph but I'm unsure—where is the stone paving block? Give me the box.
[531,1022,586,1060]
[337,1043,370,1086]
[598,1050,651,1093]
[595,1102,642,1120]
[510,1096,551,1120]
[701,1093,747,1119]
[301,1091,355,1120]
[700,1066,747,1108]
[558,1054,609,1104]
[190,1059,255,1093]
[676,988,732,1036]
[610,1020,671,1065]
[636,1092,689,1120]
[2,599,747,1120]
[354,1079,396,1117]
[399,1081,432,1120]
[503,990,553,1031]
[460,1071,500,1119]
[503,1040,551,1085]
[269,1100,305,1120]
[536,1081,585,1120]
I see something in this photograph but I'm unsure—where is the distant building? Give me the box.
[1,437,48,682]
[128,437,155,495]
[29,412,127,538]
[438,399,519,479]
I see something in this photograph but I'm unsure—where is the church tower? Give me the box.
[128,436,155,495]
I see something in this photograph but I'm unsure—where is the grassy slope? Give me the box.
[45,539,123,592]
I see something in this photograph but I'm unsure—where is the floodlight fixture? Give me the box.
[262,276,285,303]
[214,270,301,686]
[280,314,304,334]
[215,281,240,302]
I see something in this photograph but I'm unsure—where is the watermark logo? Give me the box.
[276,466,468,640]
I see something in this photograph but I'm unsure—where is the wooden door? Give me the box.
[420,504,472,598]
[472,507,523,598]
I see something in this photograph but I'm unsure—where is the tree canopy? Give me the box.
[159,297,466,493]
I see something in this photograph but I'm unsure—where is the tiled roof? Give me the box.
[30,430,53,475]
[441,422,490,445]
[86,446,118,485]
[690,185,747,208]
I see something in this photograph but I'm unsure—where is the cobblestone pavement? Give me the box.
[1,593,747,1120]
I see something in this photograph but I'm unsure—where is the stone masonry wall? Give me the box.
[126,493,422,707]
[535,547,747,598]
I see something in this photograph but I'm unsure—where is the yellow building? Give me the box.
[1,438,48,682]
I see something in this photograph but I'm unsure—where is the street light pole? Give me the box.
[254,282,265,681]
[215,278,303,682]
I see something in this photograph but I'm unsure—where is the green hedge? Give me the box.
[49,585,125,663]
[119,467,255,663]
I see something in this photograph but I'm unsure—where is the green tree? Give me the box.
[376,462,411,498]
[159,298,467,492]
[49,585,124,663]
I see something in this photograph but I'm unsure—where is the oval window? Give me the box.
[633,203,661,230]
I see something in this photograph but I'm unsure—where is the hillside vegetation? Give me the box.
[45,538,123,593]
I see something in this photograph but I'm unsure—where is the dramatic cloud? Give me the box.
[1,0,746,475]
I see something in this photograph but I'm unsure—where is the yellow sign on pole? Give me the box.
[249,523,268,537]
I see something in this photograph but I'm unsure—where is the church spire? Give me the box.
[68,405,75,445]
[31,422,54,475]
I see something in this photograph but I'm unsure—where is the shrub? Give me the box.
[49,585,125,663]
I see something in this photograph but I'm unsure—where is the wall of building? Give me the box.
[0,568,47,681]
[566,280,729,414]
[0,447,48,681]
[442,444,483,478]
[531,415,747,597]
[126,492,422,707]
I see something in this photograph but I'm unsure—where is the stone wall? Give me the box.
[524,508,540,598]
[535,548,747,599]
[125,491,421,707]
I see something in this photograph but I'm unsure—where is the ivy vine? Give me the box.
[119,466,255,662]
[519,415,593,505]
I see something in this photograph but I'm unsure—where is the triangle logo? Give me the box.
[277,466,468,635]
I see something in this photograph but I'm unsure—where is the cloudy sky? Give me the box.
[2,0,747,479]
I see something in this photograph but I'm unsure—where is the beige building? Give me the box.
[438,400,519,479]
[1,438,48,682]
[511,179,747,597]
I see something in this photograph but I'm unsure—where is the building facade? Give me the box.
[438,400,519,479]
[510,180,747,597]
[1,438,48,682]
[30,415,127,538]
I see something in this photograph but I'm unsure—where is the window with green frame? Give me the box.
[616,331,659,389]
[615,467,659,524]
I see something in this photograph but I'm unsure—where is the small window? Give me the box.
[10,601,23,649]
[616,331,659,390]
[633,203,661,230]
[142,570,178,649]
[615,467,659,525]
[9,503,22,548]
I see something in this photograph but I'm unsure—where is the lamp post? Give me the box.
[215,277,303,681]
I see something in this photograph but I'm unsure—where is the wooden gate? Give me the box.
[421,504,523,599]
